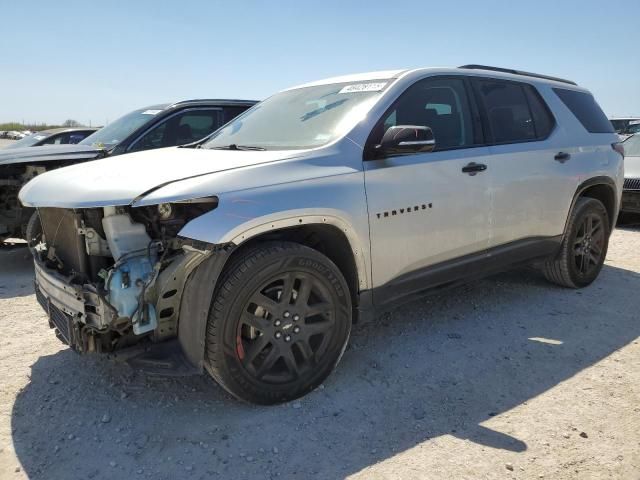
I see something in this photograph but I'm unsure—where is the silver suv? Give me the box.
[20,65,624,404]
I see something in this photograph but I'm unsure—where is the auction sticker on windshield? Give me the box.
[141,110,162,115]
[339,82,387,94]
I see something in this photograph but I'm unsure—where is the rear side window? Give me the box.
[475,79,544,144]
[553,88,614,133]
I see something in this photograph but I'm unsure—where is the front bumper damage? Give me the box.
[31,206,221,359]
[34,260,115,350]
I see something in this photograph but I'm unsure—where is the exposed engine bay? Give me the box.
[33,199,218,353]
[0,164,46,239]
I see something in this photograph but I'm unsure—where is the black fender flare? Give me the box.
[562,176,618,241]
[177,245,235,370]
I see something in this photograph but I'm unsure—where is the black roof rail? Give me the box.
[458,64,577,86]
[169,99,259,108]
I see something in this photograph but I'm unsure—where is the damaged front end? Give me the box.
[33,199,219,354]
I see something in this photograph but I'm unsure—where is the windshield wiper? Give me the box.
[210,144,266,151]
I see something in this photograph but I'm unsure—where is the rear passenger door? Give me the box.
[471,78,573,246]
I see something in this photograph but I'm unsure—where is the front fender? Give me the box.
[178,173,371,292]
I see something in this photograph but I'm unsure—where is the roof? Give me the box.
[458,64,576,85]
[283,65,583,92]
[284,70,407,91]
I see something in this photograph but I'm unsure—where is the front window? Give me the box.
[624,134,640,156]
[369,77,476,150]
[203,81,390,151]
[129,110,225,152]
[80,106,168,149]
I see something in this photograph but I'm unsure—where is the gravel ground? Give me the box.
[1,227,639,479]
[0,139,16,148]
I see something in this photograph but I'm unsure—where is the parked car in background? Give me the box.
[2,127,98,149]
[20,65,623,405]
[6,131,25,140]
[620,134,640,216]
[610,117,640,140]
[0,99,256,242]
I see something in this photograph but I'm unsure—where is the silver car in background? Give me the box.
[19,65,623,404]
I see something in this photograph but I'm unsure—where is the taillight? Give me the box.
[612,142,625,157]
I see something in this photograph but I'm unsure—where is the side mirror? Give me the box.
[378,125,435,157]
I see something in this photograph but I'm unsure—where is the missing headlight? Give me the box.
[130,197,218,239]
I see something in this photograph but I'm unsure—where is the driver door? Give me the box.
[363,76,493,305]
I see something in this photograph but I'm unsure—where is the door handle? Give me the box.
[462,162,487,175]
[554,152,571,163]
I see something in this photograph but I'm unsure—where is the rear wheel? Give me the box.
[205,241,352,405]
[543,197,609,288]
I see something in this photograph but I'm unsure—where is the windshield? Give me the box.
[624,134,640,156]
[203,80,390,150]
[3,132,48,149]
[79,106,167,148]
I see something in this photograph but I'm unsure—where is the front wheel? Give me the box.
[543,197,610,288]
[205,241,352,405]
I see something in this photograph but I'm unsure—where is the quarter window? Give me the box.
[553,88,614,134]
[369,77,475,151]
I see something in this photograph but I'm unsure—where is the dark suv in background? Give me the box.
[0,99,257,243]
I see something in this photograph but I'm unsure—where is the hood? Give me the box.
[19,146,304,208]
[0,143,105,166]
[626,155,640,179]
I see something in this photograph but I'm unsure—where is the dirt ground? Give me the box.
[1,227,639,480]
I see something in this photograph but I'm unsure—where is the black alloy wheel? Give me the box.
[237,271,338,383]
[573,212,605,278]
[205,241,352,404]
[543,197,610,288]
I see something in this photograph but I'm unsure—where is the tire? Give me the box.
[205,241,352,405]
[25,211,42,252]
[543,197,610,288]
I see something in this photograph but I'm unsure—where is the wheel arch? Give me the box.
[569,176,618,232]
[177,220,368,371]
[229,223,361,314]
